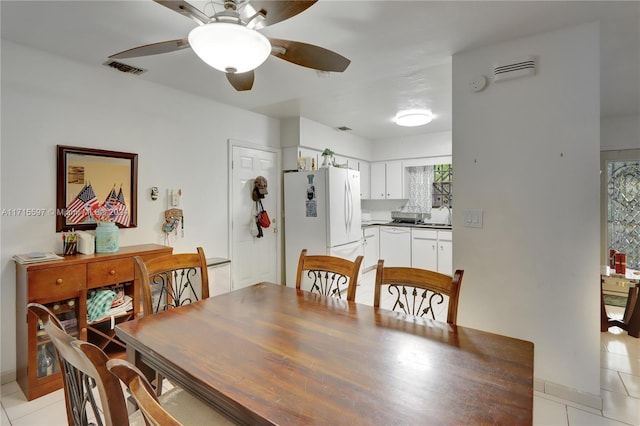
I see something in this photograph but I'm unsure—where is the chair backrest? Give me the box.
[27,303,130,426]
[135,247,209,316]
[295,249,364,302]
[373,260,464,324]
[107,359,181,426]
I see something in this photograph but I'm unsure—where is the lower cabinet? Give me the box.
[437,231,453,275]
[411,229,438,271]
[15,244,172,401]
[207,258,231,297]
[411,229,452,274]
[363,226,379,270]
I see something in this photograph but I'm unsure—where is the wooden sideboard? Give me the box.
[15,244,172,400]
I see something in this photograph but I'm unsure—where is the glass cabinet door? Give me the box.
[33,298,79,379]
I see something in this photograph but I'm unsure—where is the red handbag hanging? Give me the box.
[257,200,270,229]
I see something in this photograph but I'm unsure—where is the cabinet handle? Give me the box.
[56,278,63,285]
[109,270,116,275]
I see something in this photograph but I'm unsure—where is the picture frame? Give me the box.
[56,145,138,232]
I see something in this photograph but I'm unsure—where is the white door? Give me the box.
[231,144,279,290]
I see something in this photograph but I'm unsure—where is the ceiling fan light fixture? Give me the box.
[394,110,434,127]
[188,22,271,74]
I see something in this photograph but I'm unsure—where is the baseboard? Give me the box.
[534,377,603,410]
[1,369,17,386]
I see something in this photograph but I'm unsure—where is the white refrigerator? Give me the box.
[284,167,362,287]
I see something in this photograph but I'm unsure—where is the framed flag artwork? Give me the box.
[56,145,138,232]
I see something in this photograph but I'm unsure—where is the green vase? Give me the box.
[95,222,119,253]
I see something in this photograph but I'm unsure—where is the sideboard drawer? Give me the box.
[87,259,134,288]
[28,265,85,299]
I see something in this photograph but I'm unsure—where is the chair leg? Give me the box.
[155,371,164,396]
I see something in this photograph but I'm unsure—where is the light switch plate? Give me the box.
[463,209,483,228]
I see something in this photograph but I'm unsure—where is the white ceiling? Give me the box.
[2,1,638,141]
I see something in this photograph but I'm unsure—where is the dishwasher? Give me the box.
[379,226,412,267]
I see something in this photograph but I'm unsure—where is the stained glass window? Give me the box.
[607,161,640,270]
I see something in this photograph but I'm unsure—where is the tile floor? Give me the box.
[2,270,639,425]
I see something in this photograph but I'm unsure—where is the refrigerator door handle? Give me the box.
[346,175,353,232]
[344,180,350,233]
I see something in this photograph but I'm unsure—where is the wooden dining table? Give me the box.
[115,283,534,425]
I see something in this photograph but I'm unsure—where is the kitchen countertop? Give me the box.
[362,221,452,230]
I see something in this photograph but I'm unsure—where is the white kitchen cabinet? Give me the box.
[359,161,370,199]
[411,229,438,271]
[379,226,411,266]
[437,230,453,275]
[411,229,452,274]
[386,161,403,198]
[363,226,379,270]
[370,162,386,199]
[370,161,403,199]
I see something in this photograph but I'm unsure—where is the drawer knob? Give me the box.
[109,270,116,276]
[56,278,63,285]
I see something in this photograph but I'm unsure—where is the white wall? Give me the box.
[601,115,640,151]
[371,130,452,161]
[452,22,601,400]
[0,40,280,380]
[282,116,373,161]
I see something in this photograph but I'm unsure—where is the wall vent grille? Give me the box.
[493,56,535,82]
[103,60,146,75]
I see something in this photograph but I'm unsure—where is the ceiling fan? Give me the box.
[109,0,351,91]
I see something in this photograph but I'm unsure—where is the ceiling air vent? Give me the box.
[103,60,146,75]
[493,56,535,83]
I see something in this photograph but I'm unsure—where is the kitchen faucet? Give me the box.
[439,204,452,225]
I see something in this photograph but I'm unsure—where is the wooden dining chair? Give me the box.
[107,359,234,426]
[296,249,364,302]
[27,303,232,426]
[134,247,209,395]
[134,246,209,316]
[374,260,464,324]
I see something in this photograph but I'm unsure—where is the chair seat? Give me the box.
[155,386,234,425]
[128,386,233,425]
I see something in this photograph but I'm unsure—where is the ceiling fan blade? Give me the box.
[109,39,190,59]
[226,71,255,91]
[154,0,210,25]
[269,38,350,72]
[244,1,317,27]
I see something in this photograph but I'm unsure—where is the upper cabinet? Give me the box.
[371,160,403,199]
[359,162,370,199]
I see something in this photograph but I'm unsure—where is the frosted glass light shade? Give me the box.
[394,110,433,127]
[188,22,271,74]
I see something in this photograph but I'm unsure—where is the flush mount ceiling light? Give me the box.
[188,22,271,74]
[394,110,434,127]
